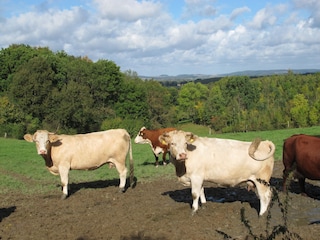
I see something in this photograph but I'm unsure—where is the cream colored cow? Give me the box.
[24,129,134,199]
[159,130,275,216]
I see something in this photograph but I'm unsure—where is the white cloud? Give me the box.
[0,0,319,75]
[93,0,163,21]
[230,7,250,21]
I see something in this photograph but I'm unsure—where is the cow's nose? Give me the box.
[39,149,47,155]
[179,153,187,160]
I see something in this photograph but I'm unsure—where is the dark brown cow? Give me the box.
[134,127,176,166]
[282,134,320,195]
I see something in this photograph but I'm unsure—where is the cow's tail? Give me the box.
[128,136,135,187]
[249,138,276,161]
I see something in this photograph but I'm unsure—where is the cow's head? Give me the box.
[24,130,59,155]
[134,126,150,144]
[159,130,197,160]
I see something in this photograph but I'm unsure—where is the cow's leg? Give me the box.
[282,168,290,192]
[200,186,206,205]
[114,162,128,192]
[58,165,70,199]
[190,177,203,215]
[254,180,272,216]
[154,154,159,167]
[298,177,307,196]
[162,151,167,165]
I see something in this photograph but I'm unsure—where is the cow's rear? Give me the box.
[282,134,320,195]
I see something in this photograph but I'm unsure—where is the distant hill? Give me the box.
[139,69,320,82]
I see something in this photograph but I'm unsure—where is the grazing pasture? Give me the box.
[1,126,320,239]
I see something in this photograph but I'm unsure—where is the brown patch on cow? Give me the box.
[172,159,186,177]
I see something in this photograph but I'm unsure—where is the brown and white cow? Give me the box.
[24,129,134,199]
[134,126,176,166]
[159,130,275,216]
[282,134,320,195]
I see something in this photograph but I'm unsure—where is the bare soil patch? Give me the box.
[1,161,320,240]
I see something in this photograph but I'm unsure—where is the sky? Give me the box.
[1,0,320,76]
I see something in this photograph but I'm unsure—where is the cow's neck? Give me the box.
[40,147,54,168]
[173,158,186,177]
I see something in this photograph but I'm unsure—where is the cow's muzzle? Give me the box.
[38,149,47,155]
[177,153,187,161]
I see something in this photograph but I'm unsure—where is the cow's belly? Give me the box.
[187,160,265,186]
[295,156,320,179]
[69,156,112,170]
[52,143,127,170]
[297,166,320,180]
[153,146,163,155]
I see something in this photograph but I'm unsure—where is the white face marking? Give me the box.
[34,131,50,155]
[134,127,150,144]
[167,132,188,160]
[134,134,150,144]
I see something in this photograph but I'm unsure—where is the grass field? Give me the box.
[1,125,320,195]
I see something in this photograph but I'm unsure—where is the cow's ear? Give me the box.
[49,134,60,143]
[186,133,197,143]
[159,135,168,145]
[24,134,33,142]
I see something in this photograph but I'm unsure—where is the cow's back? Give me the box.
[51,129,130,170]
[147,128,176,146]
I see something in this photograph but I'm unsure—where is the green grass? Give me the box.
[1,125,320,195]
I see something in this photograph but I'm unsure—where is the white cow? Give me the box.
[159,130,275,216]
[24,129,134,199]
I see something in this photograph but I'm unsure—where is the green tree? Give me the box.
[177,82,208,124]
[90,59,123,107]
[0,44,53,92]
[290,94,309,127]
[114,78,148,122]
[144,80,174,128]
[48,80,94,133]
[9,56,55,120]
[205,84,226,131]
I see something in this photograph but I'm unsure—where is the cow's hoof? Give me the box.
[301,192,308,197]
[61,194,68,200]
[201,205,206,210]
[119,187,126,193]
[191,210,198,216]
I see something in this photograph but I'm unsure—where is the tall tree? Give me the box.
[177,82,208,124]
[290,94,309,127]
[9,56,55,120]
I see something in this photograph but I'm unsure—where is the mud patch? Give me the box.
[1,161,320,239]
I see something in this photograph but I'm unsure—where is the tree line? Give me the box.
[1,44,319,138]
